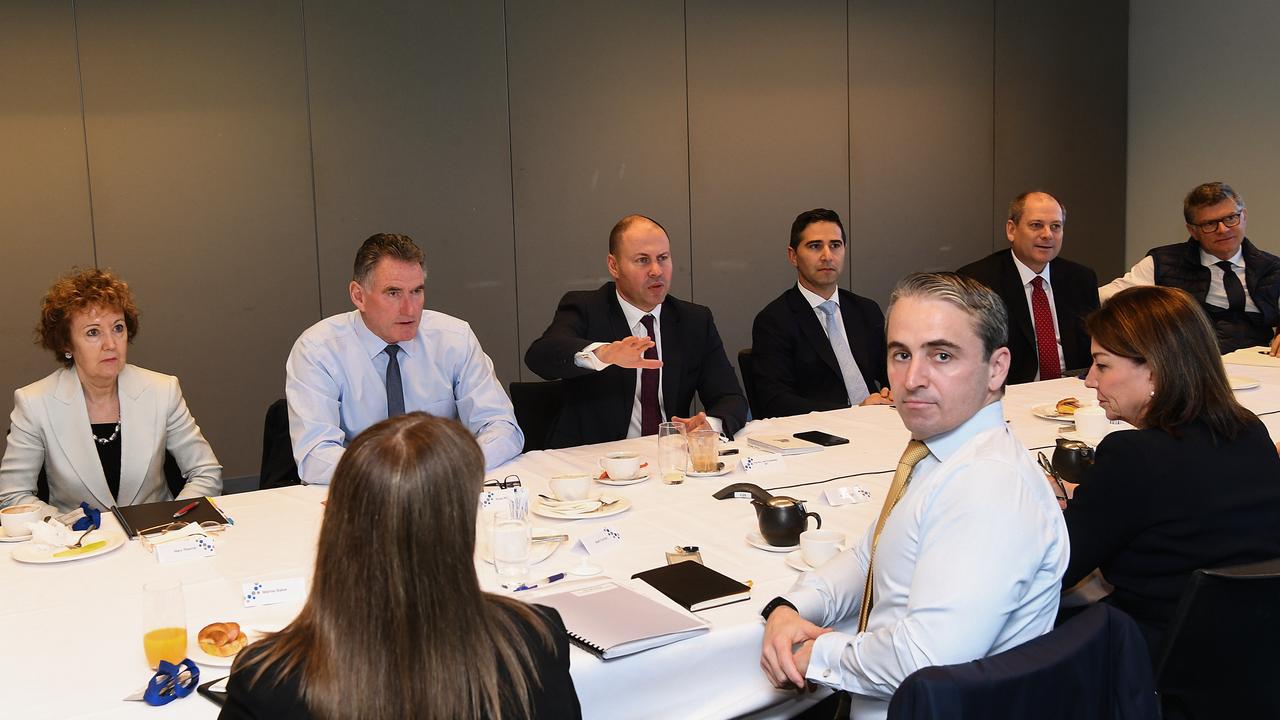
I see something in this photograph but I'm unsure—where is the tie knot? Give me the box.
[1217,260,1234,271]
[384,344,401,359]
[1031,275,1044,290]
[640,314,656,332]
[898,439,930,468]
[818,299,837,317]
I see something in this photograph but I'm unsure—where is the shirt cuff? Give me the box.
[705,415,724,435]
[573,342,610,371]
[806,630,854,689]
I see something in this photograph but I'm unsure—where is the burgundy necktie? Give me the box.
[1030,276,1061,380]
[640,314,661,435]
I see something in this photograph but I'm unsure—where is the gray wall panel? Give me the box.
[849,0,994,306]
[75,0,318,478]
[305,1,519,383]
[508,0,690,379]
[0,2,96,459]
[994,0,1128,280]
[686,0,850,376]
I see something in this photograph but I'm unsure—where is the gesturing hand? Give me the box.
[594,337,662,369]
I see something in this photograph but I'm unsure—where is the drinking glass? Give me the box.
[491,509,532,584]
[141,580,188,669]
[657,422,687,484]
[687,429,720,473]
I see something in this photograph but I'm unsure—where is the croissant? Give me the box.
[198,621,248,657]
[1055,397,1082,416]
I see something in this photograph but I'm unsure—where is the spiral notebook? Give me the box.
[533,581,710,660]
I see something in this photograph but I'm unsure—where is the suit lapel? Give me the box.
[1001,251,1036,348]
[1050,260,1080,367]
[48,368,116,509]
[787,288,842,376]
[117,365,156,504]
[839,289,876,389]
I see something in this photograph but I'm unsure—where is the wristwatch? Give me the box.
[760,596,797,621]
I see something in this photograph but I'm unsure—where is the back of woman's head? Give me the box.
[1086,286,1253,437]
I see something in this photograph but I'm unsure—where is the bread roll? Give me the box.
[198,621,248,657]
[1055,397,1082,416]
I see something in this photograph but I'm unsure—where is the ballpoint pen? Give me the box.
[514,572,566,592]
[172,501,200,519]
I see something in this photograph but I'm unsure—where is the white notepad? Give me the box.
[533,581,710,660]
[747,434,823,455]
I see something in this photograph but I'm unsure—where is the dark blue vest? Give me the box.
[1147,238,1280,353]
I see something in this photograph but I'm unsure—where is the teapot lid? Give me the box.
[765,496,799,508]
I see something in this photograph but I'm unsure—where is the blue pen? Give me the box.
[514,572,566,592]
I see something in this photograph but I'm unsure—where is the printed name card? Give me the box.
[243,577,307,608]
[154,534,217,564]
[741,455,786,474]
[823,485,873,507]
[576,526,624,556]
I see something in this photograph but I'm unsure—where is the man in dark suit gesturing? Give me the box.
[958,192,1098,384]
[525,214,747,449]
[751,209,891,418]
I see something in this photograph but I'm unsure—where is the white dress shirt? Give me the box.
[285,310,523,484]
[796,282,843,339]
[1099,247,1257,312]
[783,401,1069,718]
[1010,254,1066,380]
[574,292,722,437]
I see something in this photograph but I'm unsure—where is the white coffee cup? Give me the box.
[550,475,593,501]
[1074,404,1110,441]
[800,529,845,568]
[0,503,42,537]
[598,451,641,480]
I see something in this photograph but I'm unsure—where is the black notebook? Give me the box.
[632,560,752,612]
[111,496,229,539]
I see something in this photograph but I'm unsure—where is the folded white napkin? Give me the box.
[27,519,80,549]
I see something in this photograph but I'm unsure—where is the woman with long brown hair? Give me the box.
[1062,286,1280,663]
[220,413,580,719]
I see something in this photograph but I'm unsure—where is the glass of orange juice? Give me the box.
[142,580,188,669]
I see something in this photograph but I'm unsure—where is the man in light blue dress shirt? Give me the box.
[285,234,523,484]
[759,273,1069,719]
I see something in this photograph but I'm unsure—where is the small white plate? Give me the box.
[785,550,814,572]
[1031,404,1075,422]
[686,463,732,478]
[0,527,32,543]
[530,496,632,520]
[746,531,797,553]
[11,529,126,564]
[1228,375,1260,391]
[480,526,563,566]
[596,472,650,487]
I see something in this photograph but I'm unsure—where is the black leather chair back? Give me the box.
[737,348,758,420]
[259,398,301,489]
[508,380,563,453]
[887,603,1158,720]
[1156,557,1280,719]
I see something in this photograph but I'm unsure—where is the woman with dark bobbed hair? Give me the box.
[220,413,580,720]
[1063,285,1280,661]
[0,268,221,513]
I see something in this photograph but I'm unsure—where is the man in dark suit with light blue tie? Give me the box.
[750,209,891,419]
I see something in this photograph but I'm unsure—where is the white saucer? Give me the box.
[686,463,732,478]
[0,526,32,543]
[746,531,798,553]
[480,526,563,566]
[1228,375,1260,391]
[596,472,650,486]
[1056,429,1103,446]
[1031,404,1075,422]
[530,496,632,520]
[785,550,814,572]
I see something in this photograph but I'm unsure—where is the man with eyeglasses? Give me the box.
[958,191,1099,383]
[1100,182,1280,354]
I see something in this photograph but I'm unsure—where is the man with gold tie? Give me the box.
[758,273,1069,719]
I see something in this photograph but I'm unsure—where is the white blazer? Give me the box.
[0,364,222,514]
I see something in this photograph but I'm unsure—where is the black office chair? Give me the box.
[259,398,301,489]
[887,603,1158,720]
[737,348,758,420]
[1155,557,1280,719]
[508,380,563,453]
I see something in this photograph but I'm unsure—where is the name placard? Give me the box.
[243,577,307,608]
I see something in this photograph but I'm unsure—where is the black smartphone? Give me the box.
[793,430,849,447]
[197,676,229,706]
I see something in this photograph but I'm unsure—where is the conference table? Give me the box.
[5,360,1280,720]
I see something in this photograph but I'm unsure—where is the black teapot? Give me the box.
[712,482,822,547]
[1052,437,1095,485]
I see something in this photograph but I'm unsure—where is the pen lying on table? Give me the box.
[514,572,566,592]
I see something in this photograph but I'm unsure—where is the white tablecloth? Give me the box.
[4,364,1279,719]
